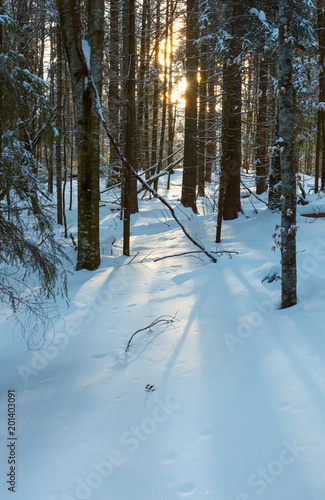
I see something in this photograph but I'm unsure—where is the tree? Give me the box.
[279,0,297,308]
[255,55,269,194]
[122,0,139,256]
[181,0,199,213]
[0,6,67,341]
[57,0,104,271]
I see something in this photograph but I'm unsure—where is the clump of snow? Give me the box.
[81,38,91,70]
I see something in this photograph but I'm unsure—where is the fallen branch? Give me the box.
[137,156,184,195]
[125,314,178,352]
[241,180,268,206]
[90,92,217,263]
[154,250,238,262]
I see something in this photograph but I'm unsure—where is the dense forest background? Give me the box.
[0,0,323,318]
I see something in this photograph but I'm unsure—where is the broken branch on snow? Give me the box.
[125,313,178,352]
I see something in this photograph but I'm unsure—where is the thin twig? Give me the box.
[154,250,238,262]
[125,313,178,352]
[128,252,139,264]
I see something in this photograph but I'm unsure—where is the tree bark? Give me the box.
[279,0,297,308]
[181,0,198,213]
[222,3,242,220]
[222,58,242,220]
[255,56,268,194]
[268,111,281,211]
[57,0,104,271]
[56,24,63,225]
[108,0,121,181]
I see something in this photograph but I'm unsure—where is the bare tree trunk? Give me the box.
[108,0,120,181]
[268,110,281,211]
[155,0,170,192]
[198,48,207,197]
[205,63,216,183]
[318,0,325,190]
[222,3,242,220]
[167,4,175,190]
[255,56,268,194]
[222,57,242,220]
[122,0,138,256]
[56,24,63,225]
[181,0,198,213]
[57,0,104,271]
[150,2,160,176]
[137,0,150,171]
[279,0,297,308]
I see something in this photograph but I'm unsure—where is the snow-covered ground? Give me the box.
[1,171,325,500]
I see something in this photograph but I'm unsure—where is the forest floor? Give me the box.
[1,171,325,500]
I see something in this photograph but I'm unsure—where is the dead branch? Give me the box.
[137,156,184,195]
[153,250,238,262]
[241,180,269,206]
[125,313,178,352]
[85,75,218,263]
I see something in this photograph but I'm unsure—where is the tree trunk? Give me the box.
[57,0,104,271]
[56,24,63,225]
[150,2,160,176]
[268,111,281,211]
[222,3,242,220]
[108,0,121,181]
[198,48,207,197]
[318,0,325,190]
[155,0,170,192]
[222,58,242,220]
[279,0,297,308]
[255,56,268,194]
[181,0,198,213]
[122,0,138,256]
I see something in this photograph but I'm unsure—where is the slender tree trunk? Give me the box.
[216,61,230,242]
[155,0,170,192]
[122,0,138,256]
[223,58,242,220]
[137,0,149,171]
[57,0,104,271]
[198,49,207,197]
[150,2,160,175]
[0,0,3,172]
[56,24,63,225]
[205,64,216,183]
[222,3,242,220]
[268,110,281,211]
[167,5,175,190]
[255,56,268,194]
[315,110,321,193]
[279,0,297,308]
[181,0,198,213]
[318,0,325,190]
[108,0,120,181]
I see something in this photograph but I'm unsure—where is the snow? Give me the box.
[1,173,325,499]
[81,39,91,71]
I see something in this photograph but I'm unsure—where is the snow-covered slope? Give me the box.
[1,172,325,500]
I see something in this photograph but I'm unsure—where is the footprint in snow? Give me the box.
[179,482,196,496]
[90,353,107,360]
